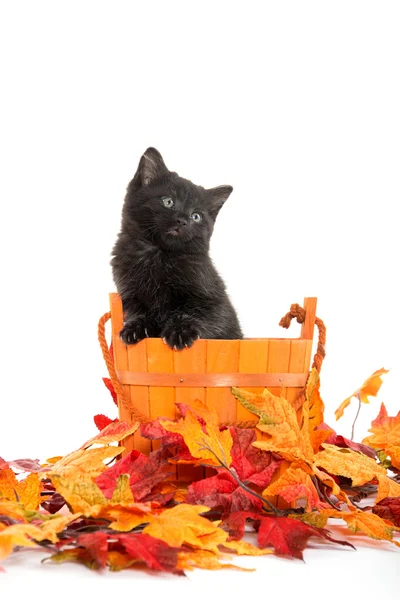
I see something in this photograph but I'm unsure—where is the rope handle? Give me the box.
[98,303,327,425]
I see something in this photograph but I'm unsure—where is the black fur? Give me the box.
[111,147,243,350]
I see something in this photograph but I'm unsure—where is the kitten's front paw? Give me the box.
[120,320,150,345]
[161,323,200,351]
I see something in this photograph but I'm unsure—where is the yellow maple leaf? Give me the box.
[335,368,389,421]
[47,445,122,481]
[362,403,400,470]
[105,503,154,532]
[15,473,41,510]
[231,387,314,465]
[320,509,400,546]
[0,467,18,501]
[50,474,107,513]
[110,474,134,504]
[0,500,25,522]
[263,466,322,511]
[160,400,233,468]
[376,475,400,504]
[80,421,139,449]
[176,549,253,572]
[143,504,227,552]
[0,524,41,562]
[314,443,386,487]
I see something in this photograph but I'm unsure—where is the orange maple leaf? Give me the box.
[320,509,400,546]
[362,403,400,470]
[232,375,341,503]
[334,368,389,421]
[160,400,233,468]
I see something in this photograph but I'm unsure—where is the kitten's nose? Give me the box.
[176,217,187,227]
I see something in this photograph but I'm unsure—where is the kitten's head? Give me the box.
[122,147,233,253]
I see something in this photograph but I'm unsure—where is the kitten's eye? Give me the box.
[161,196,174,208]
[191,212,202,222]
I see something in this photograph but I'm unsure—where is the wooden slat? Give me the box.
[116,371,307,387]
[109,293,133,453]
[127,340,150,454]
[236,340,269,423]
[173,340,207,482]
[146,339,176,421]
[146,338,176,479]
[206,340,240,423]
[286,340,308,413]
[265,339,291,509]
[266,340,291,399]
[301,297,317,340]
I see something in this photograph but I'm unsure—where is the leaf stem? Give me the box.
[351,392,362,441]
[311,476,340,510]
[197,439,283,516]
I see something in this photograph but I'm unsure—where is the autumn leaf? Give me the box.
[373,497,400,527]
[314,443,386,487]
[262,466,323,511]
[81,420,139,449]
[223,511,354,560]
[335,368,389,421]
[0,499,25,523]
[160,400,233,468]
[362,403,400,470]
[112,533,183,574]
[323,429,377,459]
[231,387,313,465]
[95,447,173,501]
[320,509,400,546]
[185,427,281,517]
[176,548,253,571]
[231,385,341,500]
[104,503,154,532]
[140,420,194,461]
[50,474,107,514]
[110,474,134,504]
[229,427,282,487]
[47,445,122,481]
[5,458,43,473]
[76,532,108,569]
[102,376,118,406]
[0,524,40,563]
[186,471,265,516]
[375,475,400,504]
[143,504,228,552]
[93,414,117,431]
[0,467,18,501]
[15,473,41,510]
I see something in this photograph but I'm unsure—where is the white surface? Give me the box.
[1,530,399,598]
[0,0,399,590]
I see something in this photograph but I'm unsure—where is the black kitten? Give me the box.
[111,147,243,350]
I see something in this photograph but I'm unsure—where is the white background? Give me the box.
[0,0,399,594]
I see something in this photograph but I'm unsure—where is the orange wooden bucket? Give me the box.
[99,294,324,472]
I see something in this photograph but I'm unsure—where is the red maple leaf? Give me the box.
[320,424,377,459]
[140,420,194,461]
[95,448,173,501]
[229,427,282,486]
[76,532,108,569]
[185,427,281,517]
[93,414,118,431]
[373,497,400,526]
[223,511,354,560]
[102,377,118,406]
[111,533,183,574]
[186,471,264,516]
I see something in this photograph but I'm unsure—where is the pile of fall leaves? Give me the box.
[1,366,399,574]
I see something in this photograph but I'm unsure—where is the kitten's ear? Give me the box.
[134,147,169,187]
[206,185,233,218]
